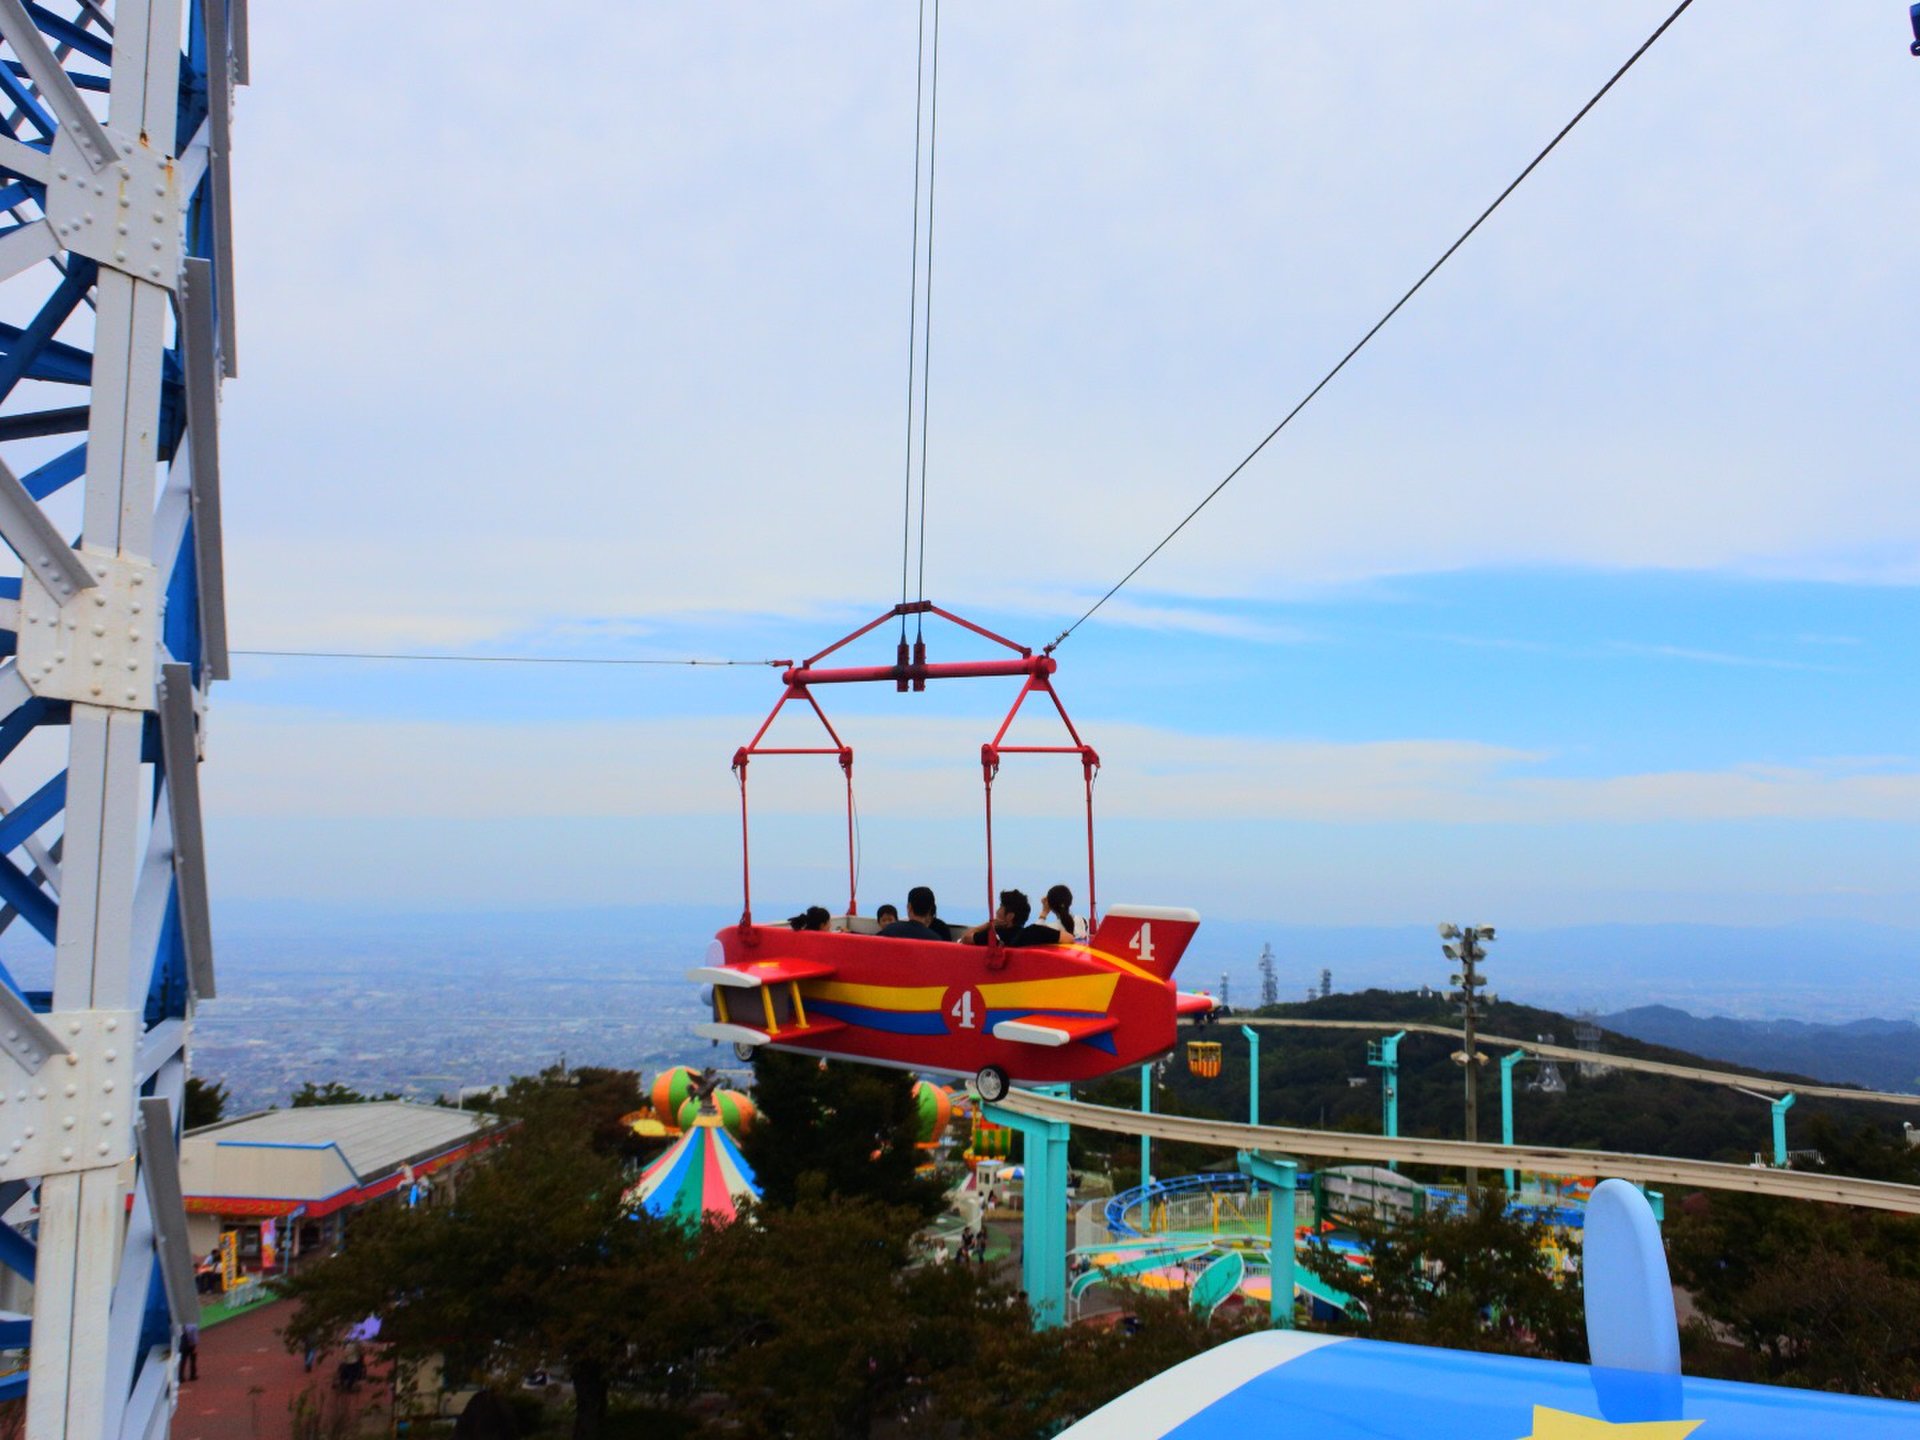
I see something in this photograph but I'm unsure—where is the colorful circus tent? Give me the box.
[625,1116,761,1226]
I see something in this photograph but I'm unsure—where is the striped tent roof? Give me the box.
[624,1116,761,1226]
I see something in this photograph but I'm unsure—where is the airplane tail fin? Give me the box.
[1088,905,1201,983]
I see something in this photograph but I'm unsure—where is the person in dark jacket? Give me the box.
[879,885,953,941]
[960,890,1061,948]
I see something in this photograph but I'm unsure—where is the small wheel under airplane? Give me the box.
[974,1065,1010,1103]
[734,1042,757,1063]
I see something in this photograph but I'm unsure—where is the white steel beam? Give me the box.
[21,0,226,1432]
[0,0,117,171]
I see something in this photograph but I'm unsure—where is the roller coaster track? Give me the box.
[1229,1018,1920,1109]
[995,1090,1920,1216]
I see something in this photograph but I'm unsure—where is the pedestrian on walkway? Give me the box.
[178,1322,200,1382]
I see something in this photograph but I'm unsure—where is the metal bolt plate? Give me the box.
[0,1010,136,1178]
[43,127,182,289]
[17,549,161,711]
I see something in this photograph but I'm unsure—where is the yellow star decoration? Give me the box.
[1520,1407,1703,1439]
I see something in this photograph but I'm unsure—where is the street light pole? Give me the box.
[1441,923,1495,1200]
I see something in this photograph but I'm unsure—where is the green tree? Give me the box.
[1302,1185,1584,1359]
[739,1051,942,1215]
[1666,1116,1920,1396]
[697,1194,1254,1440]
[922,1287,1259,1440]
[290,1080,403,1108]
[184,1075,228,1129]
[281,1080,700,1440]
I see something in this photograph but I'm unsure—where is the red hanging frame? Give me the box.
[731,601,1101,940]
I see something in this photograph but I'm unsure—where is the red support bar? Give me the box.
[923,604,1031,656]
[785,656,1054,686]
[803,606,918,668]
[732,603,1099,930]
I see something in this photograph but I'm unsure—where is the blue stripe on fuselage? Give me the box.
[808,1000,948,1036]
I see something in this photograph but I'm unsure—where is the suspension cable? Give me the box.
[1046,0,1699,653]
[914,0,944,638]
[899,0,929,623]
[232,649,783,668]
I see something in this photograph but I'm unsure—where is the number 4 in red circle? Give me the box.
[943,985,987,1034]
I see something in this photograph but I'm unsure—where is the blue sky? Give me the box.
[204,3,1920,936]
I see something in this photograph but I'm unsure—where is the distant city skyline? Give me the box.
[207,5,1919,962]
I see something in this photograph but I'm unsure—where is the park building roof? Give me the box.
[182,1101,505,1220]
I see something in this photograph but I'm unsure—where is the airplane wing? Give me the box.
[693,1016,848,1049]
[1175,991,1216,1017]
[686,956,837,987]
[991,1014,1119,1048]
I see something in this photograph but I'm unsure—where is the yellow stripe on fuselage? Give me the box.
[1075,944,1163,986]
[809,980,947,1012]
[980,974,1118,1012]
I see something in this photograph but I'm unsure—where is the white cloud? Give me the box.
[224,3,1920,652]
[204,703,1920,829]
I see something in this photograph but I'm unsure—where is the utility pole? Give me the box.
[1440,923,1495,1200]
[1258,944,1278,1009]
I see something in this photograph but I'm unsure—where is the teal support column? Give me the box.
[1641,1187,1666,1227]
[1241,1025,1261,1127]
[1139,1064,1153,1192]
[1366,1031,1405,1170]
[987,1086,1073,1330]
[1500,1050,1527,1193]
[1771,1093,1796,1168]
[1235,1150,1298,1329]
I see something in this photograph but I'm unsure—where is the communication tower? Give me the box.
[1574,1013,1604,1079]
[1530,1033,1568,1094]
[1258,943,1278,1009]
[1319,968,1332,999]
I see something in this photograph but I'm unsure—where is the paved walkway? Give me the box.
[172,1300,388,1440]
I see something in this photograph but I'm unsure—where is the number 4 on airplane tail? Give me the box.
[1090,905,1199,982]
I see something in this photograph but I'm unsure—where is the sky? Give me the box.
[205,3,1920,937]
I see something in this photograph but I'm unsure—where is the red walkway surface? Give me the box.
[172,1300,389,1440]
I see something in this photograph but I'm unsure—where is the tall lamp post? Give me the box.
[1440,924,1495,1198]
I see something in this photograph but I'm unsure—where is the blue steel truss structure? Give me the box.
[0,0,240,1434]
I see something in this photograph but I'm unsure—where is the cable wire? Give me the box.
[899,0,929,622]
[232,649,783,668]
[914,0,942,637]
[1046,0,1699,653]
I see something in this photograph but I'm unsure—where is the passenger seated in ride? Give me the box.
[879,885,953,941]
[959,889,1062,948]
[875,904,899,927]
[787,905,832,932]
[1038,884,1080,939]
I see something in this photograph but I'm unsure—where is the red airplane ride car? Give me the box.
[690,602,1216,1099]
[692,904,1214,1100]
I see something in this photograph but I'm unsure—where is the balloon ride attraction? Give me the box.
[689,601,1214,1100]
